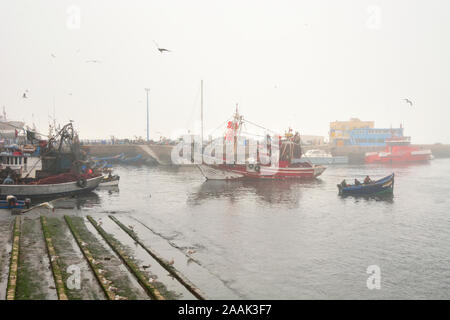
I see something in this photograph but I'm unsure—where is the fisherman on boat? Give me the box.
[3,175,14,185]
[354,179,361,186]
[364,175,372,184]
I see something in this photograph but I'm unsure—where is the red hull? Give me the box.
[365,148,432,164]
[197,163,326,180]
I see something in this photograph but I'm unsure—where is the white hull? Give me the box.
[99,179,119,186]
[196,164,244,180]
[0,176,103,199]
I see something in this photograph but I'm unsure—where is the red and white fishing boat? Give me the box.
[365,136,433,164]
[196,107,326,180]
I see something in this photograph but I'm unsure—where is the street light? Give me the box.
[145,88,150,142]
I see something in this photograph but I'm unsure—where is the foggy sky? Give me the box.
[1,0,450,143]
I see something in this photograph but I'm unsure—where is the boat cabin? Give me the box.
[0,154,42,178]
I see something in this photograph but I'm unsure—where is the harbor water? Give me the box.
[39,159,450,299]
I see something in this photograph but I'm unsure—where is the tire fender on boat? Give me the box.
[255,165,261,172]
[77,178,87,188]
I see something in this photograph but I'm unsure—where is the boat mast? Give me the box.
[200,80,204,147]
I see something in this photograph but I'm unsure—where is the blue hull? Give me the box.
[338,173,394,196]
[0,200,27,209]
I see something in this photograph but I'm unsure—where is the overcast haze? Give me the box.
[1,0,450,143]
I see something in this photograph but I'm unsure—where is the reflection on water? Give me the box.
[338,193,395,204]
[49,192,101,210]
[188,179,323,207]
[97,185,120,195]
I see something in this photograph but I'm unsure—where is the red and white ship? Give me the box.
[196,107,326,180]
[365,136,433,164]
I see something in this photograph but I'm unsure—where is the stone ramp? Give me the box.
[138,145,172,165]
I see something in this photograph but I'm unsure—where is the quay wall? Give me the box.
[81,144,174,164]
[82,143,450,165]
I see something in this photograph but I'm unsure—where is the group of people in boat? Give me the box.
[340,175,373,188]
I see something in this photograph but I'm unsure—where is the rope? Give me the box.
[22,157,42,179]
[242,119,278,134]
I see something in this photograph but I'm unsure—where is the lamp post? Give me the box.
[145,88,150,142]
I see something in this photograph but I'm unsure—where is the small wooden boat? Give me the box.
[0,196,31,209]
[119,154,143,164]
[92,153,125,162]
[337,173,394,196]
[99,174,120,186]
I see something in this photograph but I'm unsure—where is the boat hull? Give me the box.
[99,176,120,186]
[197,164,326,180]
[0,200,28,209]
[0,176,103,200]
[365,150,432,164]
[338,173,394,196]
[292,156,348,165]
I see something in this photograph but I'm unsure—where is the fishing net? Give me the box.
[28,172,100,185]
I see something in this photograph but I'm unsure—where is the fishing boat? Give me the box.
[91,153,125,163]
[365,136,432,164]
[293,149,348,165]
[119,154,144,164]
[196,107,326,180]
[0,174,103,200]
[0,196,31,209]
[0,123,103,199]
[337,173,394,196]
[99,174,120,186]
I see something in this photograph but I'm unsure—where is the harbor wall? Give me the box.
[81,144,174,165]
[82,143,450,165]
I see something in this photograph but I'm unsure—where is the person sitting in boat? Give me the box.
[2,175,14,185]
[364,175,372,184]
[340,179,347,187]
[354,179,361,186]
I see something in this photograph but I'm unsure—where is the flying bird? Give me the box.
[153,40,171,53]
[22,92,28,98]
[85,59,101,63]
[51,53,56,58]
[404,98,413,107]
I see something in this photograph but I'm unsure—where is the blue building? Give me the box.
[348,128,404,146]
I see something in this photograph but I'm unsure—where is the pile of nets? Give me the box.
[28,172,100,185]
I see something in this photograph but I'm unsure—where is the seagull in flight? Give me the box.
[51,53,56,58]
[22,90,29,98]
[153,40,171,53]
[404,98,413,107]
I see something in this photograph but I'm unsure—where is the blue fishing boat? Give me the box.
[0,196,31,209]
[119,154,143,164]
[337,173,394,196]
[91,153,125,163]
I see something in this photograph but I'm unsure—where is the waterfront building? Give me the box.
[329,118,403,147]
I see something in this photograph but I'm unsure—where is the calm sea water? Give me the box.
[72,159,450,299]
